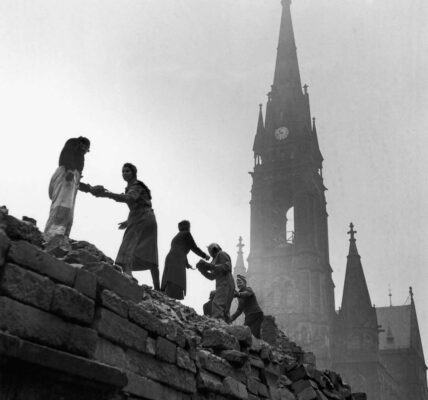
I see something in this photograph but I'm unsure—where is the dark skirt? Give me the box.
[116,209,158,272]
[164,282,185,300]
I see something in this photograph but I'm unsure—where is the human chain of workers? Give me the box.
[43,137,264,338]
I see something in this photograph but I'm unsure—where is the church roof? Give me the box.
[377,305,411,350]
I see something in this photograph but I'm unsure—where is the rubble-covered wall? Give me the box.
[0,212,366,400]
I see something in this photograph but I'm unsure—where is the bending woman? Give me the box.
[161,220,209,300]
[92,163,159,289]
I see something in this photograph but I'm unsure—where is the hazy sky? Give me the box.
[1,0,427,354]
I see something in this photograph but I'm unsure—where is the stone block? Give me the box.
[287,365,310,382]
[197,369,224,394]
[222,376,248,400]
[260,346,272,362]
[84,262,143,303]
[93,308,147,353]
[74,268,97,299]
[2,213,44,247]
[278,387,297,400]
[146,336,157,356]
[247,377,260,395]
[0,263,55,311]
[219,350,249,367]
[197,349,233,377]
[51,284,95,324]
[351,394,367,400]
[7,240,76,285]
[248,394,260,400]
[249,355,265,369]
[100,289,129,318]
[0,296,97,357]
[177,346,197,373]
[291,379,318,393]
[202,328,239,351]
[225,325,253,348]
[0,229,10,266]
[296,387,317,400]
[125,372,188,400]
[0,331,127,388]
[128,302,167,337]
[258,382,270,398]
[156,336,177,363]
[126,349,196,393]
[94,337,128,370]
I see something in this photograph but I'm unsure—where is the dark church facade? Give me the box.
[242,1,428,398]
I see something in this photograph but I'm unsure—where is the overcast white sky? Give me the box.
[0,0,427,354]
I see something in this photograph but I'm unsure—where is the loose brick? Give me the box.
[296,387,317,400]
[74,268,97,299]
[51,284,95,324]
[7,240,76,285]
[0,263,55,311]
[225,325,253,348]
[156,336,177,363]
[0,296,97,357]
[202,328,239,351]
[165,320,186,348]
[177,347,196,373]
[84,262,143,302]
[128,302,167,337]
[100,289,129,318]
[127,349,196,394]
[220,350,249,367]
[197,350,233,377]
[279,387,297,400]
[93,308,147,353]
[222,376,248,400]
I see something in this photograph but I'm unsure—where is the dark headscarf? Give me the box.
[178,220,190,231]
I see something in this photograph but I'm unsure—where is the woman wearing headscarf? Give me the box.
[230,274,264,338]
[161,220,209,300]
[91,163,159,289]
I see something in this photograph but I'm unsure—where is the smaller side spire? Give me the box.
[347,222,359,256]
[233,236,247,278]
[252,104,265,161]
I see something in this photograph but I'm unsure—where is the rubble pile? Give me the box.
[0,211,366,400]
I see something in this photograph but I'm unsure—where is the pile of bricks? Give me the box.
[0,211,366,400]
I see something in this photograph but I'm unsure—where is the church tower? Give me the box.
[247,0,335,368]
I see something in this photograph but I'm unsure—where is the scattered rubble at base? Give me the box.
[0,209,366,400]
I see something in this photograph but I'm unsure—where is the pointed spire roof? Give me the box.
[311,117,324,164]
[252,104,265,155]
[340,223,377,328]
[233,236,247,277]
[271,0,303,116]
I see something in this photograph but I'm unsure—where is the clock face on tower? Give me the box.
[274,126,289,140]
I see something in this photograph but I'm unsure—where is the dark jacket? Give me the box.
[231,286,263,322]
[161,230,207,295]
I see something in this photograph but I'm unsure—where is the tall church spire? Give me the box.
[252,104,265,160]
[273,0,303,105]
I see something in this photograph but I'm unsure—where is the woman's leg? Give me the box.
[150,266,160,291]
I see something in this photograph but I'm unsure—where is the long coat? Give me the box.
[161,230,206,299]
[114,180,158,273]
[198,250,235,321]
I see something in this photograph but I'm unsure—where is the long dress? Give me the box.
[112,180,158,277]
[161,230,207,300]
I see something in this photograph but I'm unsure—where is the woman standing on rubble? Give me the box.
[161,220,209,300]
[90,163,159,290]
